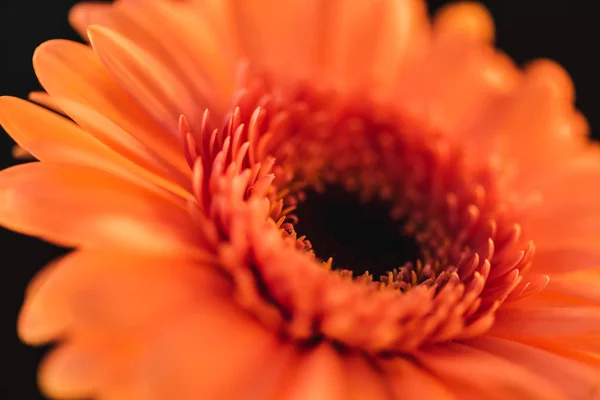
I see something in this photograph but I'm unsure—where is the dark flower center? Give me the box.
[293,184,421,278]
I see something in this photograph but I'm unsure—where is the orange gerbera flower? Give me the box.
[2,0,600,399]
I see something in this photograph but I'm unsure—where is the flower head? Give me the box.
[1,1,600,399]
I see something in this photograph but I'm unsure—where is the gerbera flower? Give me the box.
[2,0,600,398]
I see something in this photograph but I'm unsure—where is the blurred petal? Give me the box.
[467,336,600,399]
[0,162,200,252]
[139,303,282,400]
[18,250,226,344]
[87,26,204,138]
[415,342,565,400]
[272,344,347,400]
[345,354,390,400]
[0,96,189,198]
[490,306,600,338]
[39,339,105,399]
[381,357,456,400]
[33,39,185,170]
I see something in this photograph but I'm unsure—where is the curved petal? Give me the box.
[345,355,390,400]
[467,336,600,399]
[271,344,347,400]
[117,0,236,111]
[0,96,190,199]
[0,162,202,253]
[18,250,226,345]
[70,0,234,114]
[231,0,321,81]
[370,0,431,99]
[324,0,429,93]
[138,303,281,400]
[68,1,111,40]
[495,63,585,188]
[433,2,495,44]
[415,342,565,400]
[87,26,205,141]
[509,335,600,367]
[380,357,456,400]
[32,39,185,171]
[38,339,106,399]
[534,247,600,275]
[39,335,151,400]
[489,305,600,338]
[544,267,600,305]
[51,96,191,190]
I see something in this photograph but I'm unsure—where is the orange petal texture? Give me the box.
[1,1,600,399]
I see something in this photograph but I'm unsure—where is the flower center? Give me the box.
[293,184,421,280]
[183,68,548,354]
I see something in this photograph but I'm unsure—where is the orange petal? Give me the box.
[39,335,150,400]
[545,268,600,305]
[232,0,321,82]
[27,91,65,115]
[315,0,429,93]
[70,1,230,113]
[271,344,347,400]
[533,156,600,204]
[345,354,390,400]
[433,2,495,44]
[467,336,600,399]
[38,339,105,399]
[138,303,281,400]
[51,96,191,191]
[0,96,119,164]
[394,35,517,140]
[558,333,600,354]
[524,59,575,105]
[117,0,236,112]
[528,161,600,251]
[0,162,201,253]
[370,0,431,99]
[17,257,66,345]
[514,333,600,368]
[415,342,565,400]
[68,1,112,40]
[532,210,600,242]
[381,357,456,400]
[18,250,225,345]
[0,96,190,199]
[533,247,600,274]
[490,306,600,338]
[32,39,185,172]
[87,26,203,141]
[488,66,584,187]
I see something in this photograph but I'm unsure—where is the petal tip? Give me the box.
[32,39,61,61]
[86,24,112,46]
[434,1,495,44]
[32,39,82,74]
[16,305,46,346]
[69,2,112,40]
[0,96,22,125]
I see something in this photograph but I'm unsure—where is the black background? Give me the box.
[0,0,598,399]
